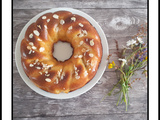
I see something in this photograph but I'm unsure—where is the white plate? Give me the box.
[15,7,109,99]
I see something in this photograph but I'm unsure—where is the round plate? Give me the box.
[15,7,109,99]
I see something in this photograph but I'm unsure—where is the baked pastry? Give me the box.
[20,11,102,94]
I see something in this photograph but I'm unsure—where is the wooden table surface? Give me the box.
[13,0,147,120]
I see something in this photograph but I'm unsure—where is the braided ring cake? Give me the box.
[21,11,102,94]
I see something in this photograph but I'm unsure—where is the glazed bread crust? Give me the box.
[21,11,102,94]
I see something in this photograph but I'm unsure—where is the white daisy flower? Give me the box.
[137,37,144,44]
[118,58,127,67]
[118,58,127,63]
[126,39,137,46]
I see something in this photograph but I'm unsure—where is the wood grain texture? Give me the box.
[13,9,147,39]
[13,0,147,119]
[13,71,147,118]
[13,0,147,9]
[14,114,147,120]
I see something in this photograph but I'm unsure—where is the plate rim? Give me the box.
[15,7,109,99]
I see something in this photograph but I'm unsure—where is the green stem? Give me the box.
[116,89,122,106]
[122,79,127,111]
[117,68,126,79]
[101,80,121,102]
[108,81,121,96]
[127,90,129,107]
[132,60,147,72]
[128,72,133,80]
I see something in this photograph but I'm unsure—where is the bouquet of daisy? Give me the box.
[106,24,147,111]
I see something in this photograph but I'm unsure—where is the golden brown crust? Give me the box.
[21,11,102,94]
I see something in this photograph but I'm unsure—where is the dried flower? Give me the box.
[104,23,147,111]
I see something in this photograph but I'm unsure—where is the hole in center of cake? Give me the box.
[53,41,73,62]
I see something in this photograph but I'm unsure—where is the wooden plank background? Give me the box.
[13,0,147,120]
